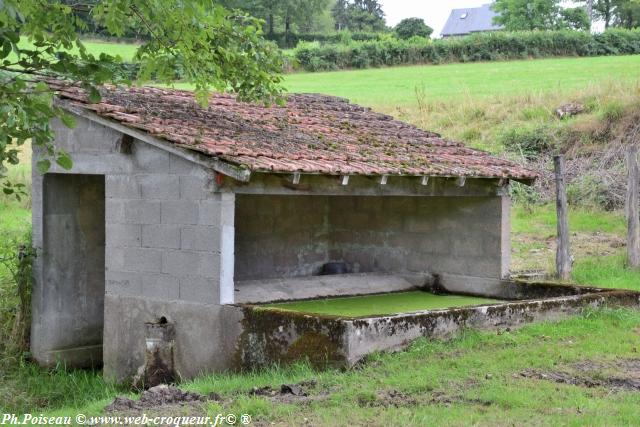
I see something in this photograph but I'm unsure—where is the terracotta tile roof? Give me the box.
[54,85,538,182]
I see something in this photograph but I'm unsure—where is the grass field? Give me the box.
[16,38,140,62]
[282,55,640,108]
[264,292,501,317]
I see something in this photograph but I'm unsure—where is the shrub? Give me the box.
[498,124,556,159]
[600,101,626,123]
[566,175,612,210]
[293,29,640,72]
[394,18,433,40]
[0,233,35,362]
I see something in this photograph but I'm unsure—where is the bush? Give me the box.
[498,124,556,159]
[0,233,35,362]
[293,29,640,72]
[566,175,611,209]
[394,18,433,40]
[600,101,626,123]
[265,31,383,49]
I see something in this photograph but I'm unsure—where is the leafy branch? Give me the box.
[0,0,284,196]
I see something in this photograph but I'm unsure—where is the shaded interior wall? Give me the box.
[329,196,506,279]
[40,173,105,365]
[235,195,330,281]
[235,195,506,282]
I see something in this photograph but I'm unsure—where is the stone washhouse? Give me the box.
[31,84,542,383]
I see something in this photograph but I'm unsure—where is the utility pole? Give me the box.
[586,0,594,24]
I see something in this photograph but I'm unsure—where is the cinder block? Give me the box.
[179,276,218,304]
[403,216,437,233]
[179,175,215,200]
[142,274,180,300]
[106,223,141,247]
[105,247,125,272]
[169,155,202,175]
[161,200,199,225]
[123,200,161,224]
[106,175,140,199]
[132,142,171,172]
[122,247,163,273]
[197,199,222,226]
[162,250,219,278]
[181,226,220,252]
[105,199,125,223]
[106,271,142,296]
[139,174,180,200]
[142,224,181,249]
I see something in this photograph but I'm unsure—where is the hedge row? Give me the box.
[293,29,640,72]
[264,31,382,49]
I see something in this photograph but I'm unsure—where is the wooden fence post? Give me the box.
[627,145,640,268]
[554,155,572,280]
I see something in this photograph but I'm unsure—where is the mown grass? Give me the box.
[284,55,640,107]
[29,308,640,426]
[15,38,139,62]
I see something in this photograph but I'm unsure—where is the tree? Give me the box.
[560,7,591,30]
[612,0,640,28]
[492,0,562,30]
[394,18,433,39]
[332,0,350,31]
[577,0,640,28]
[221,0,331,35]
[0,0,284,197]
[331,0,385,32]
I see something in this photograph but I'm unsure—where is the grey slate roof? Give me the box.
[441,4,503,37]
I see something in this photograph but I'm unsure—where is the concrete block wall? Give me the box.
[234,194,509,284]
[235,195,330,281]
[32,116,238,382]
[329,196,509,279]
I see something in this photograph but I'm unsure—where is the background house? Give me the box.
[441,4,503,38]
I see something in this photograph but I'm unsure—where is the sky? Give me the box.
[379,1,594,37]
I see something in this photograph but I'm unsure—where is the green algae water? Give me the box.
[264,291,502,318]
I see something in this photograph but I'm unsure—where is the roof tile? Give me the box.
[53,85,537,181]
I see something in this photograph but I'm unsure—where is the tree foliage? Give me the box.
[492,0,564,30]
[220,0,331,35]
[0,0,284,196]
[394,18,433,40]
[560,7,592,30]
[584,0,640,28]
[331,0,385,32]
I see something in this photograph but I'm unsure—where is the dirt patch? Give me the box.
[248,380,328,404]
[519,359,640,392]
[372,389,417,407]
[105,385,210,412]
[358,388,492,408]
[427,391,492,407]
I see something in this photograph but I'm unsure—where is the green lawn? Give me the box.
[283,55,640,109]
[264,291,501,317]
[15,38,139,62]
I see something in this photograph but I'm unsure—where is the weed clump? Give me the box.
[498,124,556,159]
